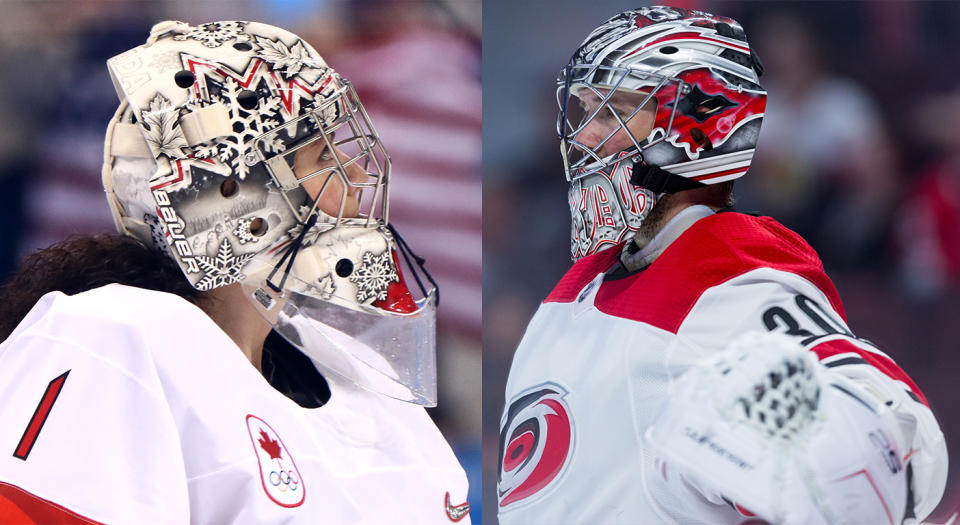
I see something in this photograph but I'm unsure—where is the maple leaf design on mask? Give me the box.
[141,93,189,159]
[254,36,322,77]
[258,429,283,460]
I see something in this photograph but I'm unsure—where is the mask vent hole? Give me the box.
[233,42,253,51]
[174,70,195,88]
[660,46,678,55]
[220,179,239,198]
[238,89,259,110]
[250,218,268,236]
[335,259,354,277]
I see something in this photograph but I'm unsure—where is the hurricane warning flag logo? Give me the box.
[246,414,305,507]
[498,384,574,508]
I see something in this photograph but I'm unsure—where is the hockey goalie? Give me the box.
[497,6,948,525]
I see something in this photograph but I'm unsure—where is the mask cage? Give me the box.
[557,64,684,182]
[250,80,390,231]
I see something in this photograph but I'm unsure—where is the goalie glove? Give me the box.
[645,331,909,525]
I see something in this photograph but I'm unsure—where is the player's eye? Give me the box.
[319,145,333,161]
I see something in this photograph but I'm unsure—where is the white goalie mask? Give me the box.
[102,21,439,405]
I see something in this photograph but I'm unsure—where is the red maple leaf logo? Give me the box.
[258,429,282,460]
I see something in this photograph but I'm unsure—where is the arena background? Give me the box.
[0,0,481,522]
[483,0,960,522]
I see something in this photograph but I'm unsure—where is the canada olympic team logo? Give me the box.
[246,414,305,507]
[497,383,574,508]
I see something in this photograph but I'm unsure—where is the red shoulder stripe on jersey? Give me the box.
[544,243,622,304]
[0,482,102,524]
[810,338,929,407]
[574,213,845,333]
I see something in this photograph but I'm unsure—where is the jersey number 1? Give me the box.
[13,370,70,461]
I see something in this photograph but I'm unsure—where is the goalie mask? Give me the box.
[558,6,766,259]
[102,21,439,406]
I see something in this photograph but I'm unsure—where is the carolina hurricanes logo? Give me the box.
[652,68,765,158]
[498,383,574,508]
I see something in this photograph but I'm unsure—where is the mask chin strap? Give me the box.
[629,157,706,194]
[387,223,440,307]
[267,213,318,293]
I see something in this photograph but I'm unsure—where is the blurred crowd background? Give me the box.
[0,0,481,522]
[484,0,960,522]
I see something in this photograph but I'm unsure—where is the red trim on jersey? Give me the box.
[734,503,756,517]
[834,469,895,525]
[0,482,102,524]
[545,213,845,334]
[544,243,621,304]
[811,339,929,407]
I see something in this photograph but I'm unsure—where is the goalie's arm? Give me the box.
[670,270,947,522]
[803,334,948,521]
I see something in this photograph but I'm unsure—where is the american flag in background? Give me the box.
[332,31,481,337]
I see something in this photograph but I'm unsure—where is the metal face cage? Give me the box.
[557,63,684,182]
[251,79,391,230]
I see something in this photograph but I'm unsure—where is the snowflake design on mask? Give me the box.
[254,36,323,78]
[141,93,189,158]
[194,238,255,291]
[312,91,342,127]
[316,273,336,300]
[193,77,284,179]
[147,50,183,73]
[173,21,247,48]
[232,217,258,244]
[349,250,398,303]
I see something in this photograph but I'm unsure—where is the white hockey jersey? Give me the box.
[0,284,470,524]
[498,209,946,525]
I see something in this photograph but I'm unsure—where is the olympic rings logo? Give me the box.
[269,470,300,492]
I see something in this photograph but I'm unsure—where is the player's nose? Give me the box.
[574,119,609,156]
[325,147,366,196]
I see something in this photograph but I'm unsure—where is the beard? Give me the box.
[632,191,676,250]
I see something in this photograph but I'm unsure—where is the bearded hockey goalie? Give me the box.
[497,7,947,525]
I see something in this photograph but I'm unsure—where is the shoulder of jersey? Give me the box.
[9,283,214,346]
[545,212,845,332]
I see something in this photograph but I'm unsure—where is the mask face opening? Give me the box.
[251,80,390,229]
[557,64,684,182]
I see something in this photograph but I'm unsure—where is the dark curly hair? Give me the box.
[0,234,207,340]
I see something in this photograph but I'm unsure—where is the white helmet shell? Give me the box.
[102,21,439,405]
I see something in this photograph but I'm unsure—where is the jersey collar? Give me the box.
[619,204,715,272]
